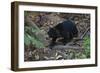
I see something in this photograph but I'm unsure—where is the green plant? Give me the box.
[83,36,90,58]
[24,25,45,49]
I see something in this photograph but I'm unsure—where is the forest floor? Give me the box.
[24,12,90,61]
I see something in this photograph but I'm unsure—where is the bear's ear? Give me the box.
[49,27,55,30]
[48,27,52,30]
[49,27,52,28]
[49,25,54,28]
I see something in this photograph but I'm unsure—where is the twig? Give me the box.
[72,27,90,42]
[80,27,90,39]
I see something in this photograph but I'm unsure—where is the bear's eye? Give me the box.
[45,37,49,40]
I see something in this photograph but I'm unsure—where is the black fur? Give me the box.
[48,20,78,47]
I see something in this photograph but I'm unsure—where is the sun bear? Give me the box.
[47,20,78,47]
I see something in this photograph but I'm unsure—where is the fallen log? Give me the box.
[52,45,84,52]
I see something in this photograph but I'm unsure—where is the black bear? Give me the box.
[48,20,78,47]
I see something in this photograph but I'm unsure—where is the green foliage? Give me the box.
[83,36,90,58]
[72,36,90,59]
[24,25,45,49]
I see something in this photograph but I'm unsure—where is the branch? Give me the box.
[53,45,84,51]
[80,27,90,39]
[72,27,90,41]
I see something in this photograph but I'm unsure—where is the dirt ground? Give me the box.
[24,11,90,61]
